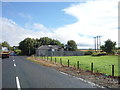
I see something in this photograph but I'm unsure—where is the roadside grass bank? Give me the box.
[27,56,61,68]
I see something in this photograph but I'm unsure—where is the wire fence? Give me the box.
[39,56,118,77]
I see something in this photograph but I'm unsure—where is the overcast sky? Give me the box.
[1,0,119,49]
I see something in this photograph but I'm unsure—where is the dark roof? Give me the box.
[38,45,62,50]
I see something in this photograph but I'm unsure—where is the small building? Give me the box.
[36,45,84,56]
[36,45,64,56]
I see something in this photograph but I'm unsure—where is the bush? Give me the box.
[92,52,107,56]
[14,49,22,55]
[84,51,93,55]
[117,51,120,55]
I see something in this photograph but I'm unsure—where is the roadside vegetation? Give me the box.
[44,55,118,76]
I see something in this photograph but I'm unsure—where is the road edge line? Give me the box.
[59,71,106,89]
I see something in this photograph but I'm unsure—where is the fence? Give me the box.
[40,56,117,77]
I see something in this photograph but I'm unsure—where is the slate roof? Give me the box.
[37,45,62,50]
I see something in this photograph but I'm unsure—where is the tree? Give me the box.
[50,39,61,45]
[39,37,64,47]
[1,41,11,49]
[14,49,22,55]
[39,37,52,45]
[100,39,116,54]
[19,38,37,55]
[66,40,77,51]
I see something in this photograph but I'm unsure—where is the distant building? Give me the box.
[36,45,64,56]
[36,45,84,56]
[2,47,9,52]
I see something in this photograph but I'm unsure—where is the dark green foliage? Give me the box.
[19,38,36,55]
[84,51,93,55]
[14,49,22,55]
[100,39,116,54]
[1,41,11,49]
[117,51,120,55]
[39,37,52,45]
[38,37,63,47]
[65,40,77,51]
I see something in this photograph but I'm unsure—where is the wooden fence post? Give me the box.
[77,61,79,69]
[51,56,52,62]
[112,65,114,76]
[47,56,48,60]
[55,58,56,63]
[68,59,69,67]
[91,62,93,72]
[118,76,120,84]
[60,58,62,65]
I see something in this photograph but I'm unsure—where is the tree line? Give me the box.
[0,37,119,56]
[19,37,77,55]
[0,37,77,55]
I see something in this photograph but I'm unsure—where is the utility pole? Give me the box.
[99,36,101,50]
[94,35,102,52]
[94,37,96,52]
[96,36,99,51]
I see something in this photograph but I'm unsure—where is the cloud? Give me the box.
[1,18,40,46]
[61,0,118,46]
[18,13,32,20]
[1,0,119,49]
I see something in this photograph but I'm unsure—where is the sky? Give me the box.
[0,0,119,49]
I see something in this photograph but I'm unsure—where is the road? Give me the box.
[2,56,99,89]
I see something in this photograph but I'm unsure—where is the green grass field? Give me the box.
[40,55,119,76]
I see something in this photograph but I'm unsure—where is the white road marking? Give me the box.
[60,71,69,76]
[14,63,16,67]
[59,71,105,88]
[13,60,15,62]
[16,76,21,90]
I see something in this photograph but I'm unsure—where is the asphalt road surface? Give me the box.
[2,56,99,89]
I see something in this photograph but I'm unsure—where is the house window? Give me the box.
[48,49,51,51]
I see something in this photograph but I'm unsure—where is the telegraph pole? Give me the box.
[94,35,102,52]
[96,36,99,51]
[94,37,96,52]
[99,36,101,50]
[98,36,101,51]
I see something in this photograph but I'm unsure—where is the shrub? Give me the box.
[117,51,120,55]
[84,51,93,55]
[14,49,22,55]
[92,52,107,56]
